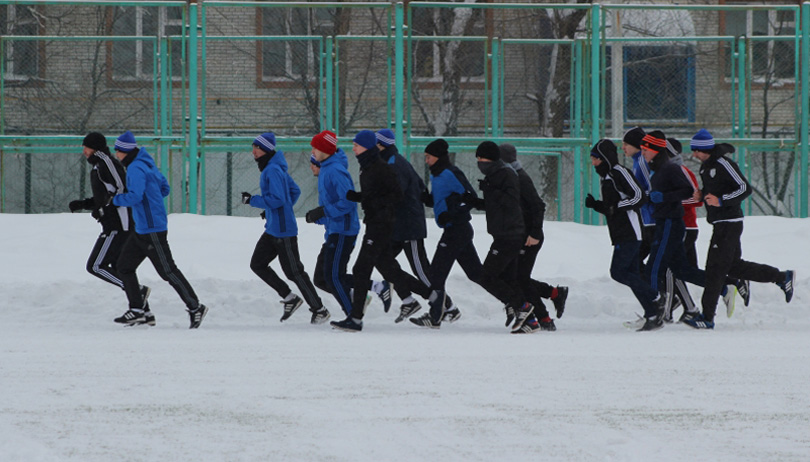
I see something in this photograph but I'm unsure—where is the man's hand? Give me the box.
[241,192,252,205]
[704,193,721,207]
[305,206,326,223]
[584,193,597,209]
[346,190,362,202]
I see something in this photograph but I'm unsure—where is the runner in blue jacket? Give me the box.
[111,131,208,329]
[305,131,359,320]
[241,132,325,324]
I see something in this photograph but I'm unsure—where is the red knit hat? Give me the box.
[311,130,338,155]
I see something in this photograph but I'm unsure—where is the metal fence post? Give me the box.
[801,2,810,217]
[188,0,200,213]
[394,2,405,157]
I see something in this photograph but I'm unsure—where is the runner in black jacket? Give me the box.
[376,129,460,324]
[464,141,536,333]
[499,143,568,330]
[330,130,432,332]
[69,133,151,316]
[687,129,794,329]
[585,139,664,327]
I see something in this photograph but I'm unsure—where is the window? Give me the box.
[258,7,334,83]
[721,6,797,84]
[1,5,43,82]
[620,45,696,122]
[108,5,183,82]
[410,6,486,83]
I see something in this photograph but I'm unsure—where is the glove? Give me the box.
[260,210,266,220]
[305,206,326,223]
[69,200,84,213]
[584,193,597,209]
[437,212,450,226]
[421,190,434,207]
[650,191,664,204]
[462,191,484,210]
[345,190,362,202]
[241,192,252,205]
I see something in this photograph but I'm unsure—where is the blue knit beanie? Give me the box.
[114,131,138,153]
[253,132,276,154]
[691,129,715,152]
[353,130,377,150]
[375,129,395,147]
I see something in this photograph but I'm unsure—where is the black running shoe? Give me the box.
[395,300,421,323]
[142,310,156,327]
[280,294,303,322]
[538,317,556,331]
[409,312,440,329]
[511,317,540,334]
[377,281,392,313]
[188,304,209,329]
[779,270,794,303]
[510,303,535,333]
[310,307,330,325]
[736,279,751,307]
[114,309,146,326]
[331,317,363,332]
[441,307,462,323]
[683,313,715,330]
[637,316,664,332]
[553,286,568,319]
[504,304,515,327]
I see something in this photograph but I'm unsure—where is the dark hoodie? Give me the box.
[355,146,403,231]
[477,160,524,239]
[379,144,427,241]
[698,143,751,224]
[589,139,646,245]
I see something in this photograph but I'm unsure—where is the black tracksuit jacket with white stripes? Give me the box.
[698,152,752,224]
[79,151,130,234]
[594,164,647,246]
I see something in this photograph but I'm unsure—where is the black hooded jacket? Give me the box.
[698,143,751,224]
[589,140,646,245]
[379,144,427,241]
[355,146,403,232]
[514,167,546,241]
[477,160,524,239]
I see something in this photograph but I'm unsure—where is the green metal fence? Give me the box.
[1,0,808,223]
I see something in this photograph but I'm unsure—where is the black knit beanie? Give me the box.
[475,141,500,161]
[83,132,108,152]
[425,138,449,158]
[623,126,646,150]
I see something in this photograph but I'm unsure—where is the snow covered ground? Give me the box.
[1,213,808,461]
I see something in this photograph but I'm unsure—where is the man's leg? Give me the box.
[117,232,149,309]
[701,223,738,322]
[144,231,200,310]
[276,236,323,310]
[323,234,356,316]
[86,230,126,289]
[250,233,291,298]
